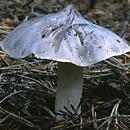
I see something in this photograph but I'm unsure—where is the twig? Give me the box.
[0,107,41,130]
[18,74,56,93]
[120,11,130,37]
[51,114,130,130]
[0,90,27,104]
[0,115,10,124]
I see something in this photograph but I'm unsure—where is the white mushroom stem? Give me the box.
[55,62,83,120]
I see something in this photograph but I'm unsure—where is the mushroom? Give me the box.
[1,5,130,120]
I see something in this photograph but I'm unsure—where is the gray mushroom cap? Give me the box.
[1,5,130,66]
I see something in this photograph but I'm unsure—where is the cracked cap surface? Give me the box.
[1,5,130,66]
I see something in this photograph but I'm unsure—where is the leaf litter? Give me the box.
[0,0,130,130]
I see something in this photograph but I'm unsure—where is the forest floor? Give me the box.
[0,0,130,130]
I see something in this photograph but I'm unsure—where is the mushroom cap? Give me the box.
[1,5,130,66]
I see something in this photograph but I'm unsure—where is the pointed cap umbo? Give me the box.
[1,5,130,66]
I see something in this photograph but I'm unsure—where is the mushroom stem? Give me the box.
[55,62,83,120]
